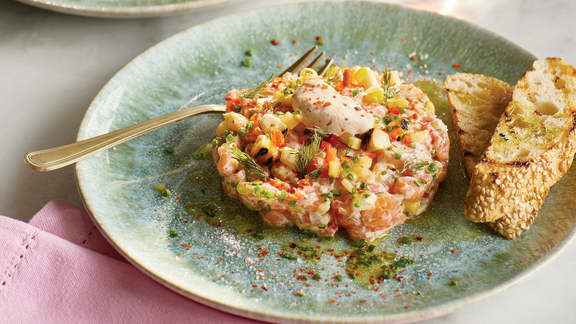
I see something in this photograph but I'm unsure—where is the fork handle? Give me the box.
[25,104,226,172]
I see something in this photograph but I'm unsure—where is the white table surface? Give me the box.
[1,0,575,323]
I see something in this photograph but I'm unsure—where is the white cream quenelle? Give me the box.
[292,78,374,136]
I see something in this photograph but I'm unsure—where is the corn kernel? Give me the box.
[223,112,248,132]
[260,114,287,133]
[328,159,341,178]
[364,87,384,104]
[387,96,409,109]
[251,135,279,163]
[354,67,379,88]
[367,128,391,152]
[341,179,355,193]
[405,201,420,216]
[278,112,302,130]
[340,132,362,150]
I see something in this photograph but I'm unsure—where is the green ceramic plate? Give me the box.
[14,0,231,17]
[75,1,576,323]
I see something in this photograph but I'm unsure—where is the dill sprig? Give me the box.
[231,148,268,180]
[296,131,323,178]
[242,75,274,99]
[382,65,399,100]
[306,127,332,137]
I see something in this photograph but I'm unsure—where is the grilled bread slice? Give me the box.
[464,58,576,239]
[445,73,513,176]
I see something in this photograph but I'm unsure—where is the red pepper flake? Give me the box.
[261,285,268,291]
[271,39,280,46]
[328,300,336,305]
[175,195,180,200]
[258,250,269,257]
[390,108,401,115]
[181,243,191,249]
[359,299,367,304]
[305,283,311,287]
[404,305,410,310]
[369,51,375,56]
[453,63,462,68]
[400,37,406,41]
[252,284,259,288]
[451,248,457,254]
[315,36,323,41]
[407,69,413,75]
[428,272,433,277]
[438,71,444,76]
[292,39,298,44]
[410,55,418,61]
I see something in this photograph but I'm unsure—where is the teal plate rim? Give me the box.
[73,1,576,323]
[14,0,233,18]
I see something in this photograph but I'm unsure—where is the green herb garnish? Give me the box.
[242,75,273,99]
[382,65,399,100]
[282,253,297,260]
[309,169,321,179]
[231,148,268,180]
[241,58,252,67]
[192,143,213,160]
[296,131,322,178]
[278,191,287,202]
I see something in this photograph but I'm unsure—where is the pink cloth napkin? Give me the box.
[0,200,259,324]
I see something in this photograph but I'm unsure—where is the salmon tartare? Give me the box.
[212,65,449,241]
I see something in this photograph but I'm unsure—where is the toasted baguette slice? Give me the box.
[444,73,513,176]
[465,58,576,239]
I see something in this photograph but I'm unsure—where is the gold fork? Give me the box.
[25,46,334,172]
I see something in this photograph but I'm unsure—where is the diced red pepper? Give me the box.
[326,134,340,146]
[343,69,353,88]
[388,127,403,140]
[390,108,401,115]
[270,131,286,148]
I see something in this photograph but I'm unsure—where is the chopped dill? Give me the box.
[231,148,268,180]
[242,75,274,99]
[296,131,322,178]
